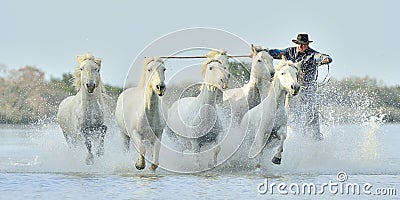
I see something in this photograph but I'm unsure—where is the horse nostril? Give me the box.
[291,85,294,90]
[160,84,165,90]
[228,74,230,79]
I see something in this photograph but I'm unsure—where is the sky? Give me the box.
[1,0,399,87]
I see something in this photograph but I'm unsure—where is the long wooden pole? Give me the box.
[159,55,251,59]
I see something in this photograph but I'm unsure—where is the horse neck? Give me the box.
[143,86,159,112]
[80,86,103,108]
[248,71,271,100]
[267,78,287,109]
[79,86,105,126]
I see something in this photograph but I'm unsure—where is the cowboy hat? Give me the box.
[292,33,313,45]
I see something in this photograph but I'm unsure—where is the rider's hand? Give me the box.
[321,58,331,64]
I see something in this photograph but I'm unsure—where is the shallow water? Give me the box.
[0,123,399,199]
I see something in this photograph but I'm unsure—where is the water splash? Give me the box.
[1,82,398,176]
[360,114,385,162]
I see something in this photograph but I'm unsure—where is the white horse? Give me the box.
[57,53,115,165]
[166,50,230,167]
[241,59,300,169]
[115,58,166,171]
[223,44,274,124]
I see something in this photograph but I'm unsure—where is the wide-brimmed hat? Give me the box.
[292,34,313,45]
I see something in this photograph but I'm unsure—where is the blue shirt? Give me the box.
[269,47,332,85]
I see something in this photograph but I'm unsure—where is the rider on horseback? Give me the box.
[268,33,333,140]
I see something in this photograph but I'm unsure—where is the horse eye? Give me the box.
[147,69,151,72]
[209,66,213,70]
[258,59,262,62]
[281,72,284,75]
[97,69,100,72]
[163,68,166,71]
[80,68,83,71]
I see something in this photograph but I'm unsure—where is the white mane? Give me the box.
[138,57,164,88]
[73,53,104,91]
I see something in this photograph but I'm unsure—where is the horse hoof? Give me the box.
[272,156,281,165]
[86,154,94,165]
[135,161,145,170]
[150,164,158,171]
[207,158,218,168]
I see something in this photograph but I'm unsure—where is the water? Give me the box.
[0,123,399,199]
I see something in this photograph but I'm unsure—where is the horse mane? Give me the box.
[253,45,269,52]
[138,57,164,88]
[273,59,302,83]
[201,50,226,77]
[275,59,300,72]
[73,53,104,91]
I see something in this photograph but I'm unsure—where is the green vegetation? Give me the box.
[0,64,399,124]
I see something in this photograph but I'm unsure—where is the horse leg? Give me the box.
[96,125,107,157]
[208,145,221,168]
[255,150,264,169]
[272,126,287,165]
[131,130,146,170]
[150,135,162,171]
[121,132,131,153]
[62,130,74,147]
[81,127,94,165]
[191,139,201,167]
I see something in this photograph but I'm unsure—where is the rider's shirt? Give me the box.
[269,47,332,86]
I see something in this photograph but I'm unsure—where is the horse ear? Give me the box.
[77,55,85,65]
[94,58,102,67]
[250,44,256,58]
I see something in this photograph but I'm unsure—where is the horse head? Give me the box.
[76,53,102,93]
[202,50,230,89]
[275,60,300,96]
[144,57,166,96]
[251,44,275,80]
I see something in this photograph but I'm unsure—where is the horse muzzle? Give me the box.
[156,83,166,96]
[86,82,96,93]
[221,79,228,89]
[290,84,300,96]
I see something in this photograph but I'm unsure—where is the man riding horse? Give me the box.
[268,33,333,140]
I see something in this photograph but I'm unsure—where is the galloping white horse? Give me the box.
[241,59,300,169]
[223,44,274,124]
[166,50,230,167]
[57,53,114,165]
[115,58,166,171]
